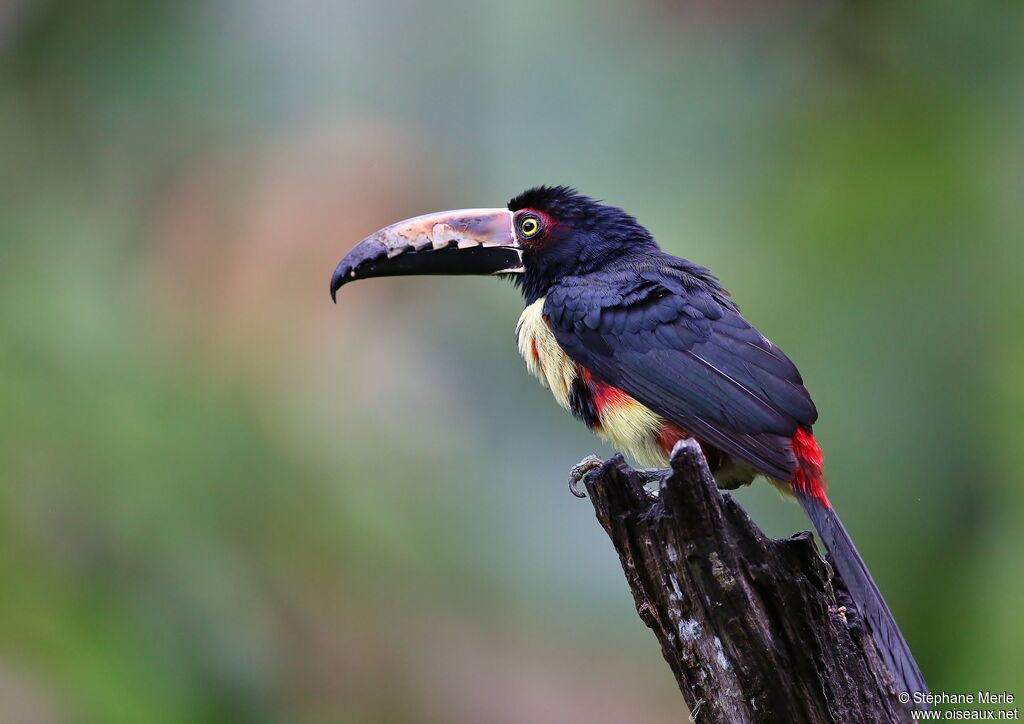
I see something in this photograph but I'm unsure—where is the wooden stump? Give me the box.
[582,439,914,724]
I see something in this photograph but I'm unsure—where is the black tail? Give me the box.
[797,492,929,698]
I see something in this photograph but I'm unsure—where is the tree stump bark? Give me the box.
[581,439,915,724]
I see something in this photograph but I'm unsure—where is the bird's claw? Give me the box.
[568,455,604,498]
[637,469,669,495]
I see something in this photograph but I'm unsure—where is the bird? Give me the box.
[330,185,928,698]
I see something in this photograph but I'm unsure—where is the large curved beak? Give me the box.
[330,208,522,302]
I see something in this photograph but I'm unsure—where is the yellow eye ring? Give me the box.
[519,215,540,238]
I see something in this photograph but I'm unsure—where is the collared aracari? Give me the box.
[330,185,928,698]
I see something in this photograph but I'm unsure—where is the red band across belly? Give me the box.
[580,368,631,412]
[656,421,690,456]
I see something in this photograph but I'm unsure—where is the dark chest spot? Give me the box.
[568,374,601,430]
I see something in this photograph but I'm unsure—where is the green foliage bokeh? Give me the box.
[1,2,1022,721]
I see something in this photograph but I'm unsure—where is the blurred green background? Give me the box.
[2,1,1022,722]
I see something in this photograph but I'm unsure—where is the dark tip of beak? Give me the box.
[330,238,389,302]
[330,264,344,303]
[329,261,348,303]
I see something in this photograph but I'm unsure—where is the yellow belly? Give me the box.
[515,298,670,467]
[515,299,759,486]
[516,298,576,411]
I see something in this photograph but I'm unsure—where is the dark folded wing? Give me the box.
[545,267,817,479]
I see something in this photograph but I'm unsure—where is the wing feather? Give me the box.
[546,266,816,479]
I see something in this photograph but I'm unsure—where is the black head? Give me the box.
[507,186,660,303]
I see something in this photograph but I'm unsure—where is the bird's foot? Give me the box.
[568,455,604,498]
[636,468,669,496]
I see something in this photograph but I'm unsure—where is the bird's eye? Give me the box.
[519,215,541,238]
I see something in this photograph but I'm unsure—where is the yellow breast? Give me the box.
[515,298,671,467]
[514,298,758,485]
[515,298,577,411]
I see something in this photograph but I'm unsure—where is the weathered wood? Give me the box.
[581,439,914,724]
